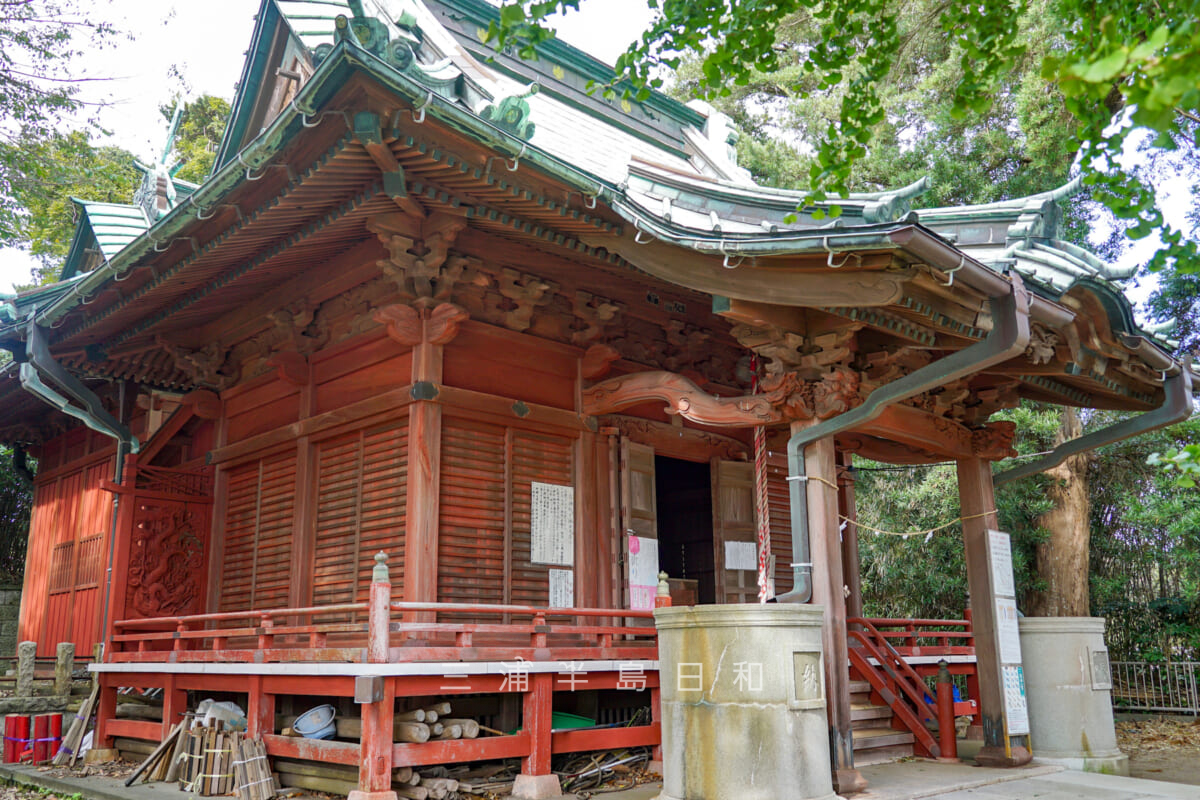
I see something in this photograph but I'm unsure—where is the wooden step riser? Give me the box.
[854,742,917,766]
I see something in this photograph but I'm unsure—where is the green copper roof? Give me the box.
[77,201,150,260]
[60,200,149,281]
[278,0,353,50]
[914,178,1136,291]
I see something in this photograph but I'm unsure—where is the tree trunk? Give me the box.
[1027,407,1091,617]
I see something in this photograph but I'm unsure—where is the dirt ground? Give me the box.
[1116,715,1200,786]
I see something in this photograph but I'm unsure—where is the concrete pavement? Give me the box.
[587,760,1198,800]
[0,758,1196,800]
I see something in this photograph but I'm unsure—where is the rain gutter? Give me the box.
[993,366,1194,486]
[611,197,1074,329]
[775,278,1032,603]
[21,318,139,664]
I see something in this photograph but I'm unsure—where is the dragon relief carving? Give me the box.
[157,337,240,390]
[759,366,863,421]
[1025,323,1061,365]
[971,420,1018,460]
[128,503,205,617]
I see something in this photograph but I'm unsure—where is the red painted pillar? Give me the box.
[522,672,554,776]
[936,661,959,762]
[650,684,663,762]
[247,675,274,737]
[350,553,397,800]
[162,675,187,738]
[94,678,118,749]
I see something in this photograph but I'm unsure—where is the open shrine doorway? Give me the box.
[655,455,715,604]
[617,435,758,607]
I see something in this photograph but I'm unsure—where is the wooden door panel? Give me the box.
[620,440,658,610]
[712,459,757,604]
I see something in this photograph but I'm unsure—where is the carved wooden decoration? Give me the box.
[759,366,863,421]
[493,268,556,332]
[374,303,422,346]
[962,380,1021,424]
[374,302,468,347]
[129,502,205,617]
[733,323,854,377]
[971,420,1018,460]
[157,337,239,390]
[570,290,621,346]
[580,344,621,380]
[1025,322,1060,365]
[584,370,776,426]
[367,211,471,305]
[661,320,711,372]
[268,302,325,356]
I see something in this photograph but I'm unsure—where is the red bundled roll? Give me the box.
[31,715,48,764]
[12,715,30,762]
[49,713,62,761]
[3,715,15,763]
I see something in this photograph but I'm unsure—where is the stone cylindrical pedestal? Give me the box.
[654,604,837,800]
[1018,617,1128,775]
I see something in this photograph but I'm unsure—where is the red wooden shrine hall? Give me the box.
[0,0,1193,795]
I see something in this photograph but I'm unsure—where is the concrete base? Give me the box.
[347,791,398,800]
[655,605,838,800]
[84,748,120,764]
[1033,753,1129,776]
[1019,617,1126,770]
[975,745,1032,767]
[512,774,563,799]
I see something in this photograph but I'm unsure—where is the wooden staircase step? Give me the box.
[848,680,871,694]
[853,727,915,748]
[850,703,893,728]
[852,726,916,766]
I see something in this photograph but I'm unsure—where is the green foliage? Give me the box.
[0,445,32,584]
[0,129,140,285]
[0,94,229,287]
[491,0,1200,274]
[1147,444,1200,489]
[161,95,231,185]
[1144,269,1200,355]
[1090,417,1200,659]
[854,403,1060,620]
[0,0,117,137]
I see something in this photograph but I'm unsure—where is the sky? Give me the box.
[0,0,1185,318]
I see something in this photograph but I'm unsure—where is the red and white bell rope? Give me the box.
[751,356,772,603]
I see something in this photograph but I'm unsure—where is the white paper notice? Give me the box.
[531,482,574,566]
[1002,665,1030,735]
[549,569,574,608]
[724,540,758,571]
[988,530,1016,598]
[629,535,659,610]
[995,597,1023,664]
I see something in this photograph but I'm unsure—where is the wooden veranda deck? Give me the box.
[92,557,661,793]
